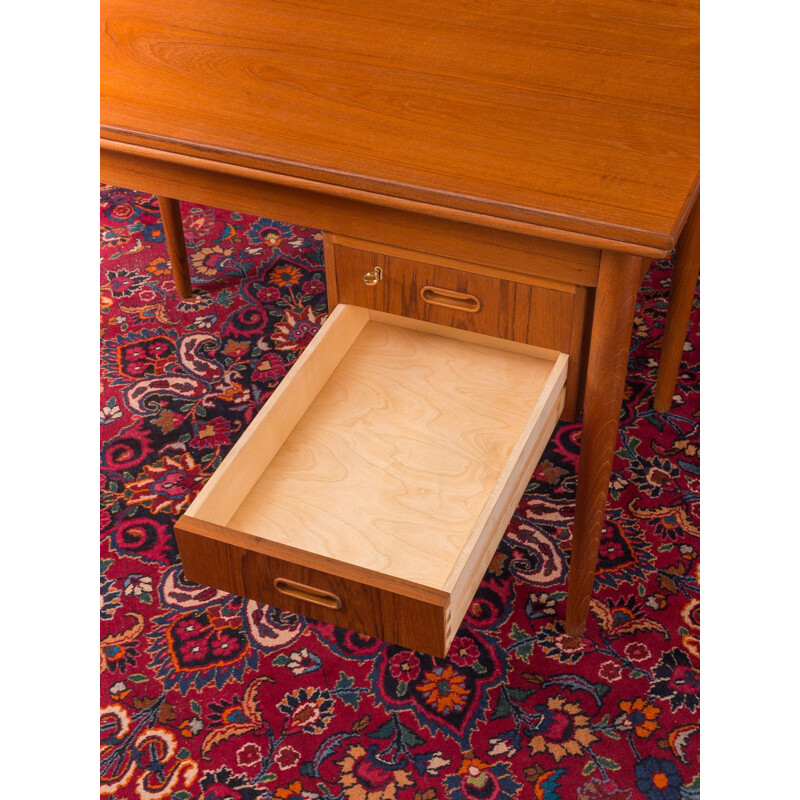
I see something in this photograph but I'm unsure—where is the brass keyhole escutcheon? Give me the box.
[363,266,383,286]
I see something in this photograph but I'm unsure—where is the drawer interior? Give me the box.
[326,238,592,421]
[229,318,557,585]
[179,305,567,653]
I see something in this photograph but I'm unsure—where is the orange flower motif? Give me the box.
[262,231,283,247]
[190,244,232,276]
[125,453,207,515]
[146,255,170,276]
[337,744,413,800]
[527,695,597,762]
[590,597,668,638]
[457,757,494,790]
[222,339,250,358]
[269,264,302,287]
[458,757,489,774]
[417,664,469,714]
[271,305,323,355]
[278,687,335,735]
[274,780,308,799]
[617,698,661,738]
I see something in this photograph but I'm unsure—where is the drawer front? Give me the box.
[176,517,450,657]
[333,244,575,353]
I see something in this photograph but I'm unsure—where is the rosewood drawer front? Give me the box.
[176,518,453,657]
[331,243,576,353]
[175,305,568,657]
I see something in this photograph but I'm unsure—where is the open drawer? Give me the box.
[175,305,568,657]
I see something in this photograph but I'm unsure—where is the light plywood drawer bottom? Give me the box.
[175,305,567,657]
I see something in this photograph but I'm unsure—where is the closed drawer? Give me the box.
[176,304,567,657]
[332,243,576,353]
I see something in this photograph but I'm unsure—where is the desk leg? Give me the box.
[565,250,643,637]
[654,197,700,412]
[157,196,192,298]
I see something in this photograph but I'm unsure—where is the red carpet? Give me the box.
[100,185,699,799]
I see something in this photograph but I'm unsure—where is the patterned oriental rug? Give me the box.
[100,186,700,800]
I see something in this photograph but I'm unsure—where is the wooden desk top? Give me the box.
[101,0,699,256]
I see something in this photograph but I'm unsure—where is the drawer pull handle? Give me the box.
[274,578,342,610]
[420,285,481,313]
[363,266,383,286]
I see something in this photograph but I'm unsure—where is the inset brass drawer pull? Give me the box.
[274,577,343,610]
[363,266,383,286]
[420,285,481,313]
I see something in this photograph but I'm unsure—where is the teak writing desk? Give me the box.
[100,0,699,656]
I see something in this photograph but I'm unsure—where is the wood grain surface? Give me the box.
[328,235,588,293]
[100,0,699,253]
[175,518,451,655]
[329,240,590,419]
[157,196,192,297]
[227,319,559,588]
[187,303,370,526]
[332,244,576,352]
[443,384,565,643]
[566,250,644,637]
[654,196,700,412]
[101,141,607,278]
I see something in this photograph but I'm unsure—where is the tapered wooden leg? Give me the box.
[565,250,644,637]
[157,196,192,298]
[653,197,700,412]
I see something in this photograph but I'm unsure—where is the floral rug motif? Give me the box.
[100,186,699,800]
